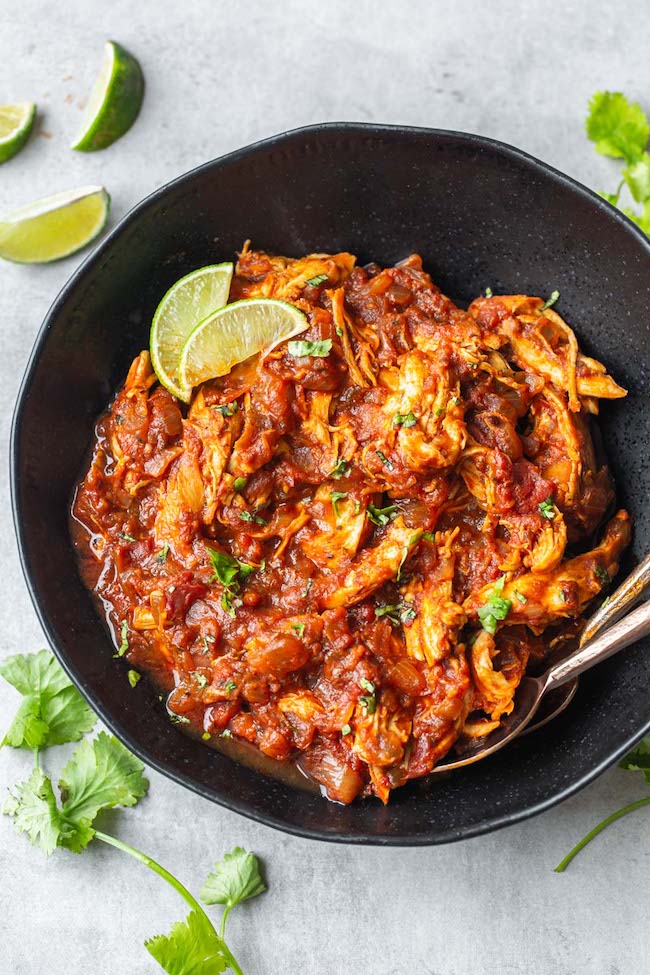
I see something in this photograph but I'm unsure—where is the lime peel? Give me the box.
[72,40,144,152]
[150,264,234,401]
[0,103,36,164]
[0,186,110,264]
[178,299,309,399]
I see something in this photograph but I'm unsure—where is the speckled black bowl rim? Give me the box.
[11,123,650,845]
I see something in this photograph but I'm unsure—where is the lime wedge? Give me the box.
[178,299,308,400]
[0,103,36,164]
[72,41,144,152]
[0,186,110,263]
[150,264,234,400]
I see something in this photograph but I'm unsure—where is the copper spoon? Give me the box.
[432,591,650,773]
[522,552,650,735]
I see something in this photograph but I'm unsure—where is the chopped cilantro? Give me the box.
[292,623,306,638]
[127,670,141,688]
[192,671,209,688]
[359,695,376,715]
[239,509,267,525]
[287,338,332,358]
[224,680,237,694]
[341,724,351,736]
[392,412,417,428]
[595,564,610,584]
[329,457,350,479]
[477,576,511,634]
[116,620,129,658]
[233,476,247,492]
[155,543,169,564]
[118,531,136,543]
[214,401,238,417]
[221,590,240,618]
[514,590,527,604]
[376,450,394,470]
[305,273,329,287]
[435,407,445,417]
[220,729,233,739]
[484,287,493,298]
[169,713,191,725]
[367,503,397,527]
[540,290,560,312]
[539,498,556,519]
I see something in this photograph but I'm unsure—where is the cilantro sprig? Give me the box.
[1,650,265,974]
[586,91,650,233]
[556,736,650,873]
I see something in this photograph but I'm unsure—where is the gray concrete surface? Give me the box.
[1,1,649,972]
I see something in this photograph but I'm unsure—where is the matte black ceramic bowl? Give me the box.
[12,124,650,845]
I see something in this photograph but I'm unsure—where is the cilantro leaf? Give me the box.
[329,457,350,479]
[200,846,266,908]
[392,412,417,428]
[586,91,650,165]
[623,152,650,203]
[539,498,556,519]
[206,548,241,587]
[287,339,332,358]
[57,732,148,852]
[0,650,96,750]
[540,290,560,312]
[619,736,650,784]
[3,769,70,857]
[145,910,228,975]
[330,491,348,518]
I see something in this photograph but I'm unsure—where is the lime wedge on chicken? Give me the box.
[178,299,308,401]
[150,263,234,400]
[72,40,144,151]
[0,102,36,164]
[0,185,109,263]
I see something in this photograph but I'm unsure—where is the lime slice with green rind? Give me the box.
[150,264,234,401]
[72,40,144,152]
[0,103,36,164]
[0,186,110,263]
[178,299,308,400]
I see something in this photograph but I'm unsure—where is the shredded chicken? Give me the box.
[73,249,630,805]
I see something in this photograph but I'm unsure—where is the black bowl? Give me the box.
[12,124,650,845]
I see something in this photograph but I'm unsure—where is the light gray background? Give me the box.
[0,1,648,972]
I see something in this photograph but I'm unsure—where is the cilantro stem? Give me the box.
[554,795,650,873]
[94,831,244,975]
[33,746,40,769]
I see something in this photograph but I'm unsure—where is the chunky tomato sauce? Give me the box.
[71,248,630,803]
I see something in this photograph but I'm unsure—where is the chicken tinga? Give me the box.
[71,248,630,803]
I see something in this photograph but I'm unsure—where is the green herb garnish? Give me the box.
[586,91,650,233]
[330,491,348,518]
[214,401,238,417]
[366,503,397,527]
[514,590,527,604]
[239,510,267,525]
[116,620,129,658]
[224,680,237,694]
[539,498,556,519]
[292,623,306,638]
[233,476,247,492]
[118,531,136,543]
[540,290,560,311]
[376,450,394,470]
[287,339,332,358]
[341,724,351,736]
[484,287,493,298]
[305,273,328,287]
[329,457,350,479]
[392,412,417,428]
[477,576,511,634]
[127,670,141,688]
[155,543,169,564]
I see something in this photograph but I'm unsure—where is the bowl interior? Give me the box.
[12,124,650,844]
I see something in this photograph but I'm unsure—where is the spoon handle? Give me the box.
[546,598,650,690]
[580,552,650,646]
